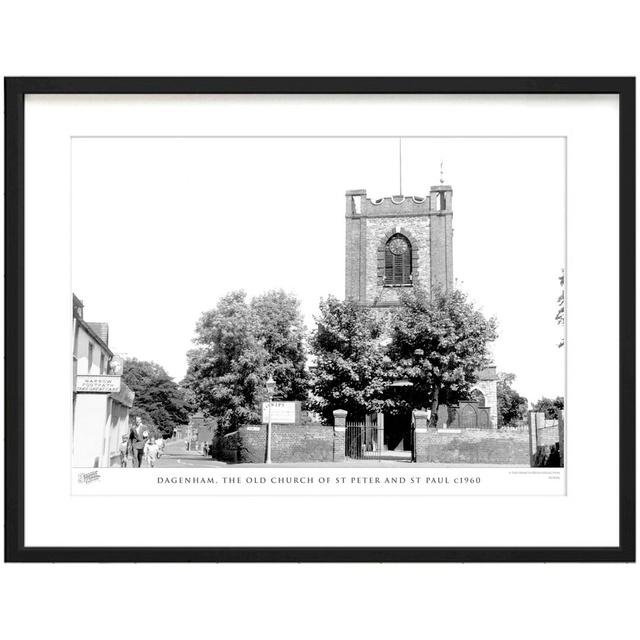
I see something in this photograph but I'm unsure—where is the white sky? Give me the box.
[72,136,565,404]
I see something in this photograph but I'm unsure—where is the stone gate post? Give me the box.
[559,409,565,467]
[333,409,348,463]
[528,411,545,466]
[412,410,429,463]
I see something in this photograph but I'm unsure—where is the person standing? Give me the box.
[118,435,128,468]
[134,436,146,468]
[129,418,148,468]
[144,437,159,468]
[126,433,134,466]
[156,436,165,457]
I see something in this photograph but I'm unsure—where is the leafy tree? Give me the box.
[532,396,564,420]
[308,296,389,423]
[184,291,268,433]
[556,269,565,348]
[251,290,308,401]
[388,289,498,427]
[184,289,309,433]
[122,358,191,438]
[496,372,528,427]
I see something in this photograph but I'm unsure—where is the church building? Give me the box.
[344,179,498,439]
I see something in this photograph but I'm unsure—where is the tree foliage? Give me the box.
[122,358,191,438]
[309,289,497,427]
[388,289,498,427]
[251,290,308,401]
[556,269,565,348]
[184,289,308,432]
[532,396,564,420]
[308,296,389,423]
[496,372,528,427]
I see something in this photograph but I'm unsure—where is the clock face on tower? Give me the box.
[388,236,409,255]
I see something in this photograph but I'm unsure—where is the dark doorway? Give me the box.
[344,413,415,462]
[384,412,412,452]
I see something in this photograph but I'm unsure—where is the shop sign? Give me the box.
[75,375,121,393]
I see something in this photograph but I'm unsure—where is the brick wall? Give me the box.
[237,427,267,463]
[429,212,453,293]
[415,429,530,465]
[216,424,336,464]
[271,424,334,463]
[345,213,363,301]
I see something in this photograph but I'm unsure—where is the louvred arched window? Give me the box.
[384,234,412,285]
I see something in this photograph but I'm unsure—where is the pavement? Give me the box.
[154,438,228,468]
[117,437,531,469]
[149,439,527,468]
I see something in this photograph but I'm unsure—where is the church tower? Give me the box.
[343,179,499,428]
[344,182,453,307]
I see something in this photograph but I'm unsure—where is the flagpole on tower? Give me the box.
[399,137,403,195]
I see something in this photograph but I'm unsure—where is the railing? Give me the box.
[345,417,382,461]
[345,415,414,462]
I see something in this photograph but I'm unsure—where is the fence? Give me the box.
[345,416,383,461]
[344,415,415,462]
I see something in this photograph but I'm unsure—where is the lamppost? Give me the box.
[265,376,276,464]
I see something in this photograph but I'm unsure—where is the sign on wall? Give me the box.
[261,401,300,424]
[75,375,121,393]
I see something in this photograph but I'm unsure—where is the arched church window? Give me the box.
[384,234,412,285]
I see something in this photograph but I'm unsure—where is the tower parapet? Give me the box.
[346,189,453,218]
[345,183,454,307]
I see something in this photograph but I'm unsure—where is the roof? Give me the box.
[87,322,109,345]
[73,295,112,356]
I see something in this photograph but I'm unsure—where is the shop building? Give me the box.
[72,295,134,467]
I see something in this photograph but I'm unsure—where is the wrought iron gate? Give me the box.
[345,414,415,462]
[345,416,383,461]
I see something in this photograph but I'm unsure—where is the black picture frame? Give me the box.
[4,77,635,563]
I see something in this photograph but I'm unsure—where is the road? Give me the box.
[154,438,228,468]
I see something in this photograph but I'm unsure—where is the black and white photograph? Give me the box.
[71,136,565,479]
[5,77,633,562]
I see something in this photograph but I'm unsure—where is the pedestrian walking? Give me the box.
[156,436,165,457]
[128,437,135,466]
[118,435,128,467]
[144,437,160,468]
[129,418,148,468]
[133,438,145,467]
